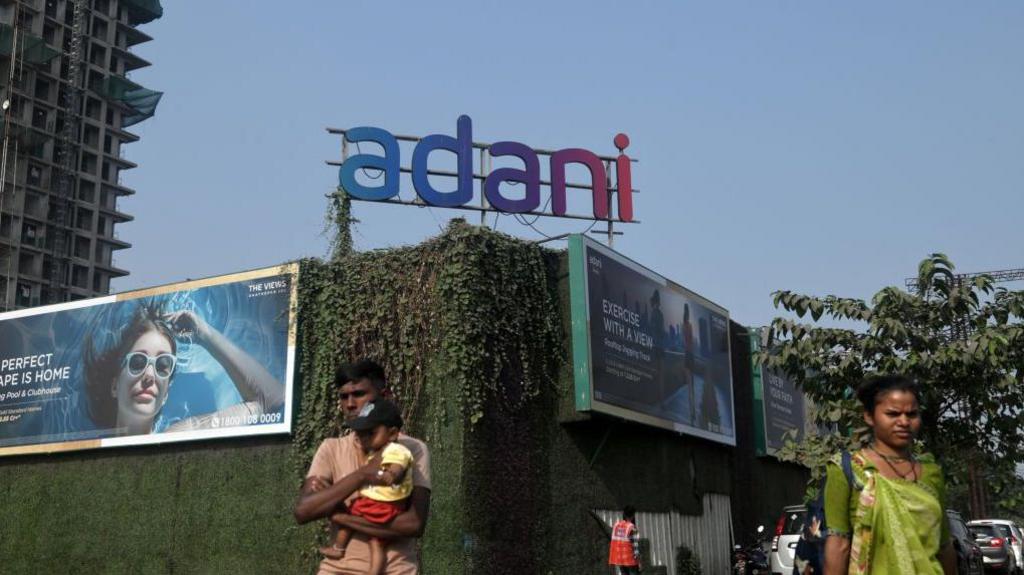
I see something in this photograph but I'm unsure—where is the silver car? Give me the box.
[969,523,1016,575]
[969,520,1024,575]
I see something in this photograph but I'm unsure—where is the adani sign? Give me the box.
[337,115,634,222]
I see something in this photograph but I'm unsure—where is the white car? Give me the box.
[969,520,1024,575]
[769,505,806,575]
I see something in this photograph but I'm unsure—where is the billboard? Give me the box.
[0,264,297,456]
[749,329,810,456]
[569,236,736,445]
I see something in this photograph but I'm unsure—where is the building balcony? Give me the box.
[105,122,140,143]
[106,153,137,170]
[94,260,129,277]
[102,181,135,197]
[96,233,130,250]
[97,202,133,223]
[115,20,153,47]
[109,43,150,71]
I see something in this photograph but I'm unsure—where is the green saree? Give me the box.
[824,450,949,575]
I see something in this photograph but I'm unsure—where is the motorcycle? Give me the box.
[732,525,770,575]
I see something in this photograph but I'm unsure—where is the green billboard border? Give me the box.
[568,235,592,411]
[749,330,769,456]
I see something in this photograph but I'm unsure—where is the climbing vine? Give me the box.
[326,191,353,262]
[290,218,563,477]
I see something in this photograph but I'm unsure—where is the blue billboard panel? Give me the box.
[0,264,297,456]
[570,236,735,445]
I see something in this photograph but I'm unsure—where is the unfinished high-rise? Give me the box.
[0,0,161,310]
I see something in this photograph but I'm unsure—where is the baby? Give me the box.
[321,398,413,575]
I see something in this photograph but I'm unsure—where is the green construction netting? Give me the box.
[0,24,59,65]
[121,0,164,26]
[92,75,161,126]
[122,87,162,127]
[95,75,143,100]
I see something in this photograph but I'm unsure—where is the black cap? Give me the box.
[348,398,403,431]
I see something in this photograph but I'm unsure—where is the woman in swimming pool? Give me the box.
[83,301,283,435]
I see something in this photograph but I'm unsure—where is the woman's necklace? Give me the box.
[870,445,918,481]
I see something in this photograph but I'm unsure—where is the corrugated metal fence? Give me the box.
[595,493,732,574]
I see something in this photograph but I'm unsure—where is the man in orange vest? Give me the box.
[608,506,641,574]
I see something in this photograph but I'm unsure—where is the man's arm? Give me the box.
[823,535,850,575]
[293,452,382,524]
[331,486,431,538]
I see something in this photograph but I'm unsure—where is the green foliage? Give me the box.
[0,439,316,574]
[983,462,1024,523]
[327,190,354,261]
[774,397,869,501]
[291,218,564,563]
[675,544,702,575]
[760,254,1024,498]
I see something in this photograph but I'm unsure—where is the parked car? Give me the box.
[948,510,985,575]
[970,520,1024,575]
[769,505,805,575]
[970,523,1016,574]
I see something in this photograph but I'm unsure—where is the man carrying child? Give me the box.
[294,360,431,575]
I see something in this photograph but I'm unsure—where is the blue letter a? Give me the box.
[339,127,400,201]
[411,115,473,207]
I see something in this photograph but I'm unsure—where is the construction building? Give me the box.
[0,0,161,310]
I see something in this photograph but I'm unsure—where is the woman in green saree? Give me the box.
[823,375,956,575]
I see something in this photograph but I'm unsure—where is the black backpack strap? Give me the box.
[840,450,863,491]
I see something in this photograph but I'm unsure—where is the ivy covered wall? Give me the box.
[293,220,564,574]
[0,220,803,574]
[0,436,309,573]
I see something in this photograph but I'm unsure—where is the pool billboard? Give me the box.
[0,264,297,456]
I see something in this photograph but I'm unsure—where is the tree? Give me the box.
[759,254,1024,515]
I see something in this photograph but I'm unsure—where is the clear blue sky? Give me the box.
[112,1,1024,327]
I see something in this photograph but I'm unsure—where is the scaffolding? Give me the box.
[46,0,85,303]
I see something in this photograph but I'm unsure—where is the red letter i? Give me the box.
[614,133,633,222]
